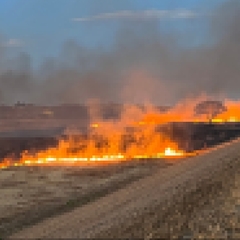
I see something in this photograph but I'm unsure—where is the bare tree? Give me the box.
[194,100,227,122]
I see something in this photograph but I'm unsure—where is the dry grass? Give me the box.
[0,159,171,238]
[96,151,240,239]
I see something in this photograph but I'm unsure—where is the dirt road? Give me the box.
[8,138,240,239]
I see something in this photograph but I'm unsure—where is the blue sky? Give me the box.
[0,0,227,68]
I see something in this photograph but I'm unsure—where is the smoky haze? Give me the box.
[0,0,240,106]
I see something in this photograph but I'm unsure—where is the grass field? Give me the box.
[0,158,172,237]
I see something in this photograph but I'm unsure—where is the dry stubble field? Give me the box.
[0,158,172,238]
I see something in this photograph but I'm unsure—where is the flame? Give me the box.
[214,100,240,123]
[0,126,185,169]
[0,146,185,169]
[164,147,184,156]
[1,96,240,169]
[91,123,99,128]
[135,98,240,125]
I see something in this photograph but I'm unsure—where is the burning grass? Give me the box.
[0,137,185,169]
[0,112,185,169]
[0,96,240,169]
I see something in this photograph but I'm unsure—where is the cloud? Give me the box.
[72,9,198,22]
[3,38,23,47]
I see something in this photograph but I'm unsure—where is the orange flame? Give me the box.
[2,96,240,169]
[0,146,184,169]
[136,98,240,125]
[0,120,185,169]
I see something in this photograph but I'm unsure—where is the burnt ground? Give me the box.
[0,137,58,160]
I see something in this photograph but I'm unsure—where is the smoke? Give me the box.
[0,0,240,105]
